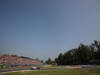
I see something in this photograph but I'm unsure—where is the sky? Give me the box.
[0,0,100,60]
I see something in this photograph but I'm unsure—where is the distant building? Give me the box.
[0,55,42,66]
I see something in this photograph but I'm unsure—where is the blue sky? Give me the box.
[0,0,100,60]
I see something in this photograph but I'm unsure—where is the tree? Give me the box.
[45,58,52,64]
[76,44,92,64]
[55,53,64,65]
[63,51,73,65]
[92,40,100,59]
[55,40,100,65]
[41,60,44,63]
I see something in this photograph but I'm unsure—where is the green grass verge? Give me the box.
[0,68,100,75]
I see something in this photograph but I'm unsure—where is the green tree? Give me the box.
[55,53,64,65]
[45,58,52,64]
[63,51,73,65]
[55,40,100,65]
[76,44,92,64]
[92,40,100,59]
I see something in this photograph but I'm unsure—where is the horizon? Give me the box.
[0,0,100,61]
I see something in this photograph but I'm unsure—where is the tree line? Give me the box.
[46,40,100,65]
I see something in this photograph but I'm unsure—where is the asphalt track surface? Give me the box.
[0,70,39,74]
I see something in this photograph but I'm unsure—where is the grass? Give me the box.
[0,64,10,69]
[0,68,100,75]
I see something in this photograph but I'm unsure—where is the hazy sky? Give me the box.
[0,0,100,60]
